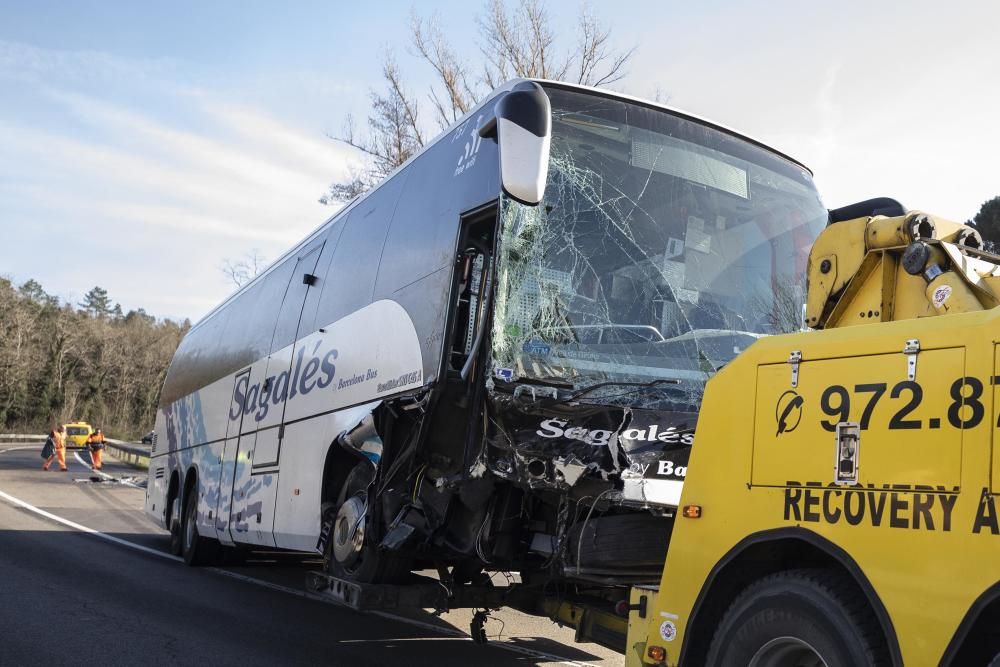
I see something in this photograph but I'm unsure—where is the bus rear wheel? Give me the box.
[324,462,409,583]
[706,569,887,667]
[181,485,218,566]
[168,510,182,556]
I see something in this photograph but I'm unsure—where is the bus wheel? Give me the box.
[181,486,218,566]
[168,513,183,556]
[324,462,408,583]
[706,569,886,667]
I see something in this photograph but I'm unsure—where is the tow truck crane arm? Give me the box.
[806,197,1000,329]
[626,197,1000,667]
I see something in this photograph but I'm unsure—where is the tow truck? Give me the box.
[309,199,1000,666]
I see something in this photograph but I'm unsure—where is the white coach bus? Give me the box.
[146,80,825,596]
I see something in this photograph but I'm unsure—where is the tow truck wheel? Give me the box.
[706,569,887,667]
[324,462,409,583]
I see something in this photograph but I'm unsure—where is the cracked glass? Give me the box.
[492,87,827,410]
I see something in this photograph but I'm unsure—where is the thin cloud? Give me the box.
[0,41,353,321]
[45,89,346,202]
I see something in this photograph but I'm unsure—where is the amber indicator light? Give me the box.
[682,504,702,519]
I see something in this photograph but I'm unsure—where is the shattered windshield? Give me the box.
[491,86,827,410]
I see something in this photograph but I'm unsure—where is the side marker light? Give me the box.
[647,645,666,661]
[682,505,702,519]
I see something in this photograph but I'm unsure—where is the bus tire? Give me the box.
[168,514,182,556]
[706,568,887,667]
[167,488,182,556]
[324,462,409,583]
[181,486,218,566]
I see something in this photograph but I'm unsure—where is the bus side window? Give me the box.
[313,171,408,327]
[222,258,297,359]
[376,155,458,294]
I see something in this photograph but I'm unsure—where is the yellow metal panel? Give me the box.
[993,345,1000,496]
[633,308,1000,666]
[626,587,658,666]
[805,216,869,327]
[926,271,985,315]
[826,252,887,327]
[893,266,936,321]
[752,347,966,489]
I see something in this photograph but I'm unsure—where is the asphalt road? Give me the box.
[0,443,620,666]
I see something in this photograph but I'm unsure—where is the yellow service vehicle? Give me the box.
[626,201,1000,666]
[63,421,94,448]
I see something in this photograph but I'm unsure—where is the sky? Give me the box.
[1,0,998,322]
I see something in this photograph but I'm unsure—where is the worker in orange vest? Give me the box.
[87,428,106,471]
[42,425,67,471]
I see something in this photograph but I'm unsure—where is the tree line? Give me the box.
[971,196,1000,251]
[0,279,188,440]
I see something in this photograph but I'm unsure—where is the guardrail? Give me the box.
[104,439,151,470]
[1,433,150,470]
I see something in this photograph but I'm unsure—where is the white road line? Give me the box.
[73,451,97,474]
[0,483,593,666]
[0,487,182,562]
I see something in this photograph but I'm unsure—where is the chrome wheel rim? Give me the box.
[748,637,828,667]
[332,495,366,567]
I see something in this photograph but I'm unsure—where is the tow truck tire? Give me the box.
[706,569,888,667]
[181,486,218,566]
[324,462,409,584]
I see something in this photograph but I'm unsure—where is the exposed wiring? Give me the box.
[492,615,506,640]
[474,500,495,564]
[461,252,495,382]
[411,464,427,501]
[574,488,615,576]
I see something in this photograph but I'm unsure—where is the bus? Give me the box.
[145,79,826,605]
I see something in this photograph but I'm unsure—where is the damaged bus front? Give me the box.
[147,79,826,619]
[370,84,828,589]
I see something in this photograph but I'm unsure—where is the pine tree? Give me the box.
[79,286,113,317]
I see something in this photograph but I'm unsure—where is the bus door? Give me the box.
[215,368,251,545]
[229,240,325,547]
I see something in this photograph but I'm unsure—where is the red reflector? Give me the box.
[682,504,702,519]
[648,645,666,661]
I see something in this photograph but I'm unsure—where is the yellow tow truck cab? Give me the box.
[63,421,93,448]
[628,204,1000,666]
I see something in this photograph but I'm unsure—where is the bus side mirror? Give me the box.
[480,82,551,206]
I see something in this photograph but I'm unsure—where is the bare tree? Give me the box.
[221,249,268,288]
[320,0,634,205]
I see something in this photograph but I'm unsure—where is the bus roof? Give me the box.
[189,78,812,333]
